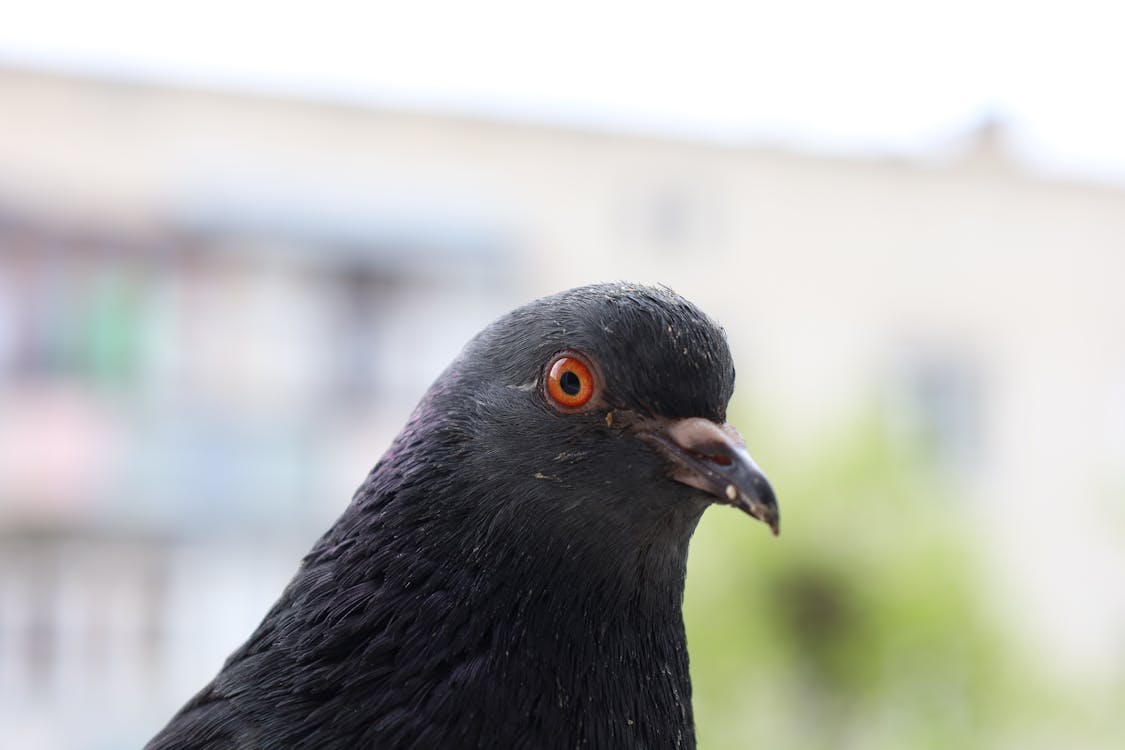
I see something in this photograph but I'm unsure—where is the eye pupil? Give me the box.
[559,370,582,396]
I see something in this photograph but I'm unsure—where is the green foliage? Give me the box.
[683,411,1046,749]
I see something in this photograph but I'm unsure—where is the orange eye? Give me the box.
[545,353,596,410]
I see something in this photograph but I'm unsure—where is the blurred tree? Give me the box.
[683,409,1053,749]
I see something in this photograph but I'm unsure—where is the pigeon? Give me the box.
[146,282,778,750]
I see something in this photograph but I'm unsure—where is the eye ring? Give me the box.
[544,351,599,411]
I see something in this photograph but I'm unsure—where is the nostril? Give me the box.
[686,448,733,466]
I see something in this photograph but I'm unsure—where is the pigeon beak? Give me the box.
[639,417,779,535]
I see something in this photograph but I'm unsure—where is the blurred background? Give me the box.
[1,2,1124,748]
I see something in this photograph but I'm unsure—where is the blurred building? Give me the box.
[1,66,1123,748]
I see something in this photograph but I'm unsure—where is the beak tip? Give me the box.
[750,503,780,537]
[741,477,779,537]
[729,487,779,535]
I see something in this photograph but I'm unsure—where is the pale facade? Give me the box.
[1,67,1123,747]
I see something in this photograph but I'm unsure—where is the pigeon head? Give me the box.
[147,282,779,750]
[414,283,778,561]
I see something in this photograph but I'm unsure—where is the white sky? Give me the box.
[1,0,1124,182]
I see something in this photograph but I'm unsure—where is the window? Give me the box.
[889,348,983,472]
